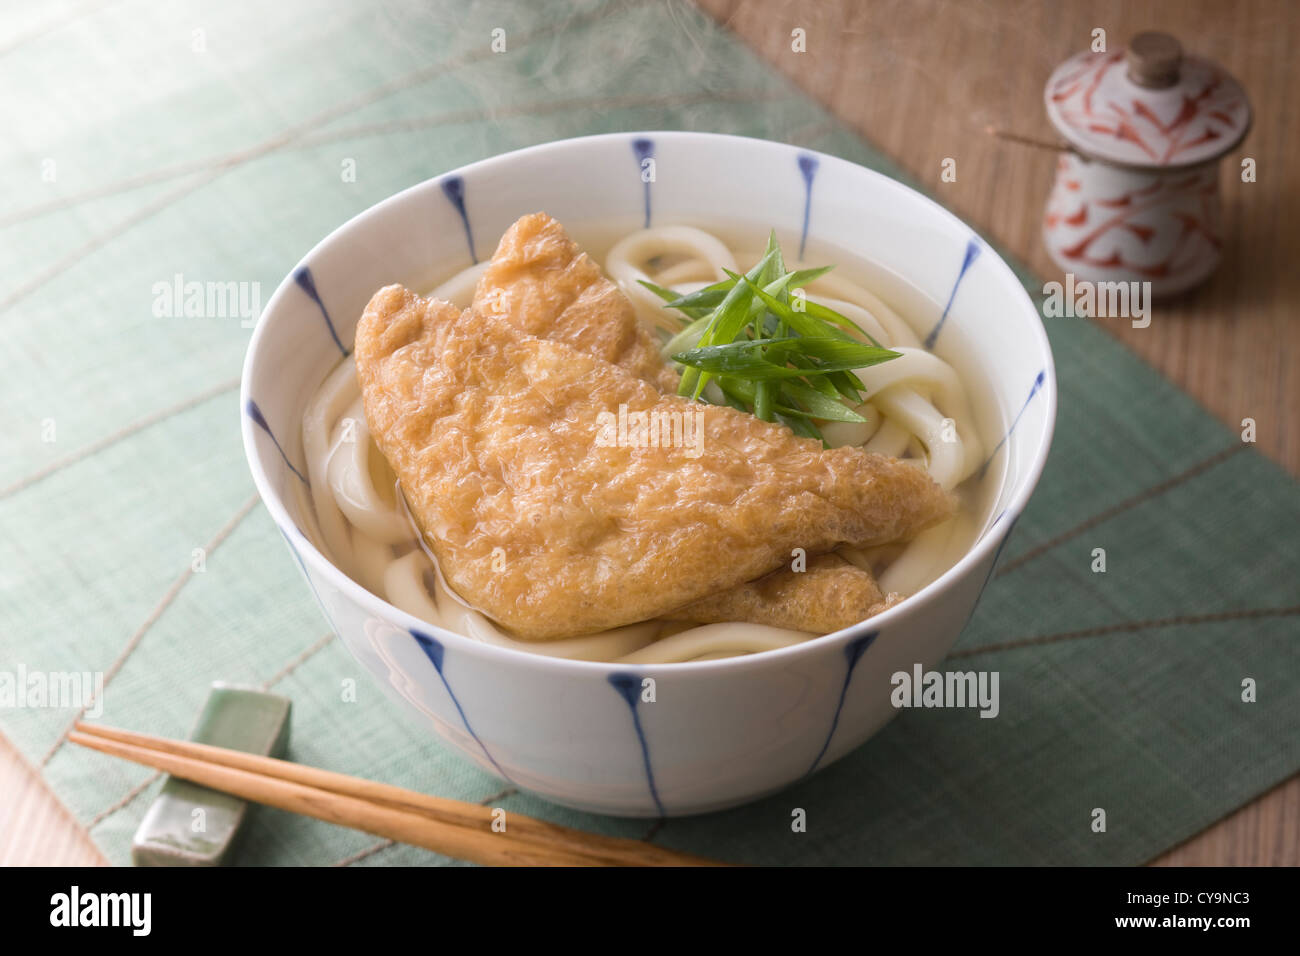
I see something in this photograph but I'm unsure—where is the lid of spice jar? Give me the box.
[1044,31,1251,170]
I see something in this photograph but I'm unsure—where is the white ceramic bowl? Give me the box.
[241,131,1055,817]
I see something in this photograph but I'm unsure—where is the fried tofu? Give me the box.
[354,284,951,639]
[469,214,902,635]
[664,554,903,633]
[471,212,679,394]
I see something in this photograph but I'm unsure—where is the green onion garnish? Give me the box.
[651,234,900,443]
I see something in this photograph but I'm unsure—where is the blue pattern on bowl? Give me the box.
[607,671,664,817]
[246,398,309,486]
[923,238,982,350]
[797,153,819,260]
[440,176,477,263]
[980,370,1048,479]
[411,628,513,783]
[631,138,654,228]
[293,265,348,356]
[806,629,879,775]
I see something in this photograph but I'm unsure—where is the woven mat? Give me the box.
[1,0,1297,866]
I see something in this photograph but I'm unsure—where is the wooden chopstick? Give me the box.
[71,721,726,867]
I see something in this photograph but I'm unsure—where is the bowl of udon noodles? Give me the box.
[241,131,1055,816]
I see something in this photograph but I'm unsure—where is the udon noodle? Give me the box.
[295,225,985,663]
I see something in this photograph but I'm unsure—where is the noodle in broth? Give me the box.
[294,225,987,663]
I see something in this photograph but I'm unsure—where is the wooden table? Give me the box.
[3,0,1296,866]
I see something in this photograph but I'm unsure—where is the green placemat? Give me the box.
[1,0,1296,866]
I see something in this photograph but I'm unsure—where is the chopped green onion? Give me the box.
[647,233,899,446]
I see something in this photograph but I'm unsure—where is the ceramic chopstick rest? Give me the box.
[130,683,291,866]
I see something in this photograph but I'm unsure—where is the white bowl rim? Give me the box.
[240,130,1058,677]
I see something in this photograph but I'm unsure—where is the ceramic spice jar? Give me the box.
[1042,31,1252,297]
